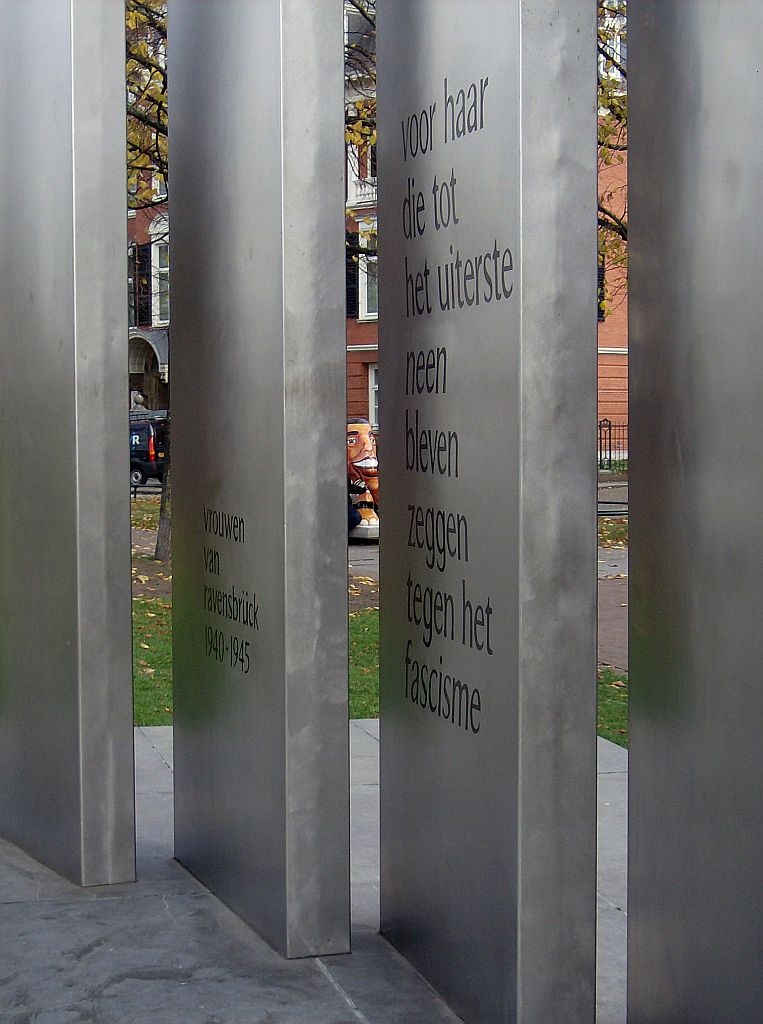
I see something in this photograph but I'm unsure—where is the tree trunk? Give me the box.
[154,448,171,561]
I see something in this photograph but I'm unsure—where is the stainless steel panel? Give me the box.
[629,5,763,1021]
[0,0,135,886]
[377,2,597,1021]
[170,0,349,958]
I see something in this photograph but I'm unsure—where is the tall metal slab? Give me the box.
[378,2,597,1021]
[629,5,763,1021]
[0,0,135,885]
[169,0,350,957]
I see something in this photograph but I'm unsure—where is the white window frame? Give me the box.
[149,215,170,326]
[152,172,168,200]
[368,363,379,430]
[357,216,378,322]
[598,2,626,88]
[358,254,378,321]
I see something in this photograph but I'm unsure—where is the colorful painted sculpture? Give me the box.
[347,417,379,539]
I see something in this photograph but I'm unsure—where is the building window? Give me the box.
[152,172,168,200]
[129,243,152,328]
[359,253,378,320]
[346,231,359,318]
[368,363,379,430]
[128,248,136,328]
[598,0,627,83]
[358,216,378,321]
[148,214,170,326]
[153,241,170,324]
[346,142,377,207]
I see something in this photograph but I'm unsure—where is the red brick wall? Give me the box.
[346,318,378,421]
[347,348,371,419]
[598,352,627,422]
[346,319,377,347]
[598,150,628,425]
[128,204,167,245]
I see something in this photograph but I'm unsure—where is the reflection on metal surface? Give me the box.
[629,5,763,1021]
[378,1,597,1021]
[170,0,349,958]
[0,0,135,885]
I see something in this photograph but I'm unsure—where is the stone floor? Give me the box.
[0,724,627,1023]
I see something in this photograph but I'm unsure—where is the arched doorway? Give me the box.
[129,332,168,409]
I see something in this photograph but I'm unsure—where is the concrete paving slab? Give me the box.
[597,772,628,911]
[0,724,627,1023]
[0,835,80,905]
[598,546,628,579]
[137,724,173,770]
[133,731,172,795]
[598,577,628,671]
[0,892,362,1024]
[597,898,628,1024]
[353,717,379,741]
[321,928,463,1024]
[597,735,628,774]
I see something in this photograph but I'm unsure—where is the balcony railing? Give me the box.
[347,174,377,208]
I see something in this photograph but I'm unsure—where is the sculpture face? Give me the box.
[347,419,378,487]
[347,418,379,529]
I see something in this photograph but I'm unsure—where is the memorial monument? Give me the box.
[169,0,350,958]
[0,0,136,886]
[378,1,597,1021]
[629,4,763,1020]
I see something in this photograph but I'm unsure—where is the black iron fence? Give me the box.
[598,419,628,472]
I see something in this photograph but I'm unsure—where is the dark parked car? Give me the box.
[129,415,168,486]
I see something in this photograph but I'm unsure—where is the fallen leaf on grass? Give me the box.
[135,575,150,583]
[140,642,150,649]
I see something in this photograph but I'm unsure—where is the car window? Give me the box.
[130,426,148,448]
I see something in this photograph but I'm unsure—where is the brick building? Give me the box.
[345,151,379,431]
[344,165,629,435]
[127,194,170,411]
[597,152,628,425]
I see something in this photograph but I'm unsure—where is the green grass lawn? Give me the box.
[349,609,379,718]
[597,666,629,747]
[598,516,628,548]
[132,596,173,725]
[131,496,161,531]
[132,599,628,745]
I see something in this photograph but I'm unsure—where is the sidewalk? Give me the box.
[0,725,627,1024]
[598,546,628,671]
